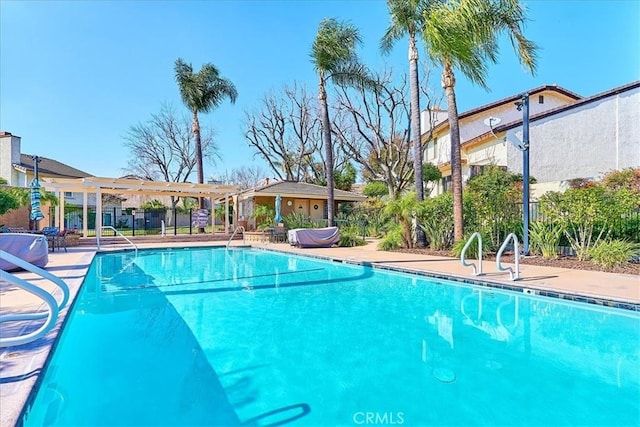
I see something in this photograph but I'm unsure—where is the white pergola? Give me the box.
[41,177,238,237]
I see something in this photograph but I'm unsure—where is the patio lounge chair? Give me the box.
[288,226,340,248]
[0,233,49,271]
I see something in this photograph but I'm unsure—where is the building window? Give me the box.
[427,139,437,160]
[538,95,544,104]
[442,176,452,193]
[64,191,73,198]
[470,165,507,178]
[470,165,482,178]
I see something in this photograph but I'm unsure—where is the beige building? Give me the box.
[421,81,640,197]
[233,180,366,230]
[421,85,581,195]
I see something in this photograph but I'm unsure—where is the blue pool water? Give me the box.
[23,247,640,426]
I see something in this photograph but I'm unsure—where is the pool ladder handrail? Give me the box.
[460,232,483,275]
[226,226,245,248]
[496,233,520,280]
[98,226,138,256]
[0,249,70,347]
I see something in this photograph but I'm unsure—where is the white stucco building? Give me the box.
[422,81,640,196]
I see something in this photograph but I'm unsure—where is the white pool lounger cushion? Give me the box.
[288,226,340,248]
[0,233,49,271]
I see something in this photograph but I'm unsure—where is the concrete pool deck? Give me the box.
[1,239,639,426]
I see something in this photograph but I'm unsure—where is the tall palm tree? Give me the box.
[422,0,538,242]
[311,18,371,226]
[174,58,237,213]
[381,0,440,201]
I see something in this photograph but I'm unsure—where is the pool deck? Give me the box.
[1,239,639,426]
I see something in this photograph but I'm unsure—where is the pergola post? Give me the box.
[59,192,66,232]
[55,190,62,229]
[225,192,230,235]
[95,187,102,246]
[82,191,88,237]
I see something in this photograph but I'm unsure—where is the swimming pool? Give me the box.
[22,247,640,426]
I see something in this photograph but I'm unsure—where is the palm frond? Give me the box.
[174,58,237,114]
[311,18,363,74]
[329,62,378,91]
[422,0,537,89]
[381,0,443,54]
[380,23,406,54]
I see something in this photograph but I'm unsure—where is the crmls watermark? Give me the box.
[353,412,405,425]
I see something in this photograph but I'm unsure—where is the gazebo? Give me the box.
[230,180,367,230]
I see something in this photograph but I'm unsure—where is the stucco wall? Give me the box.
[508,87,640,183]
[425,91,574,167]
[466,138,508,166]
[0,134,22,186]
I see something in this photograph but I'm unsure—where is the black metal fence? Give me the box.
[49,206,230,237]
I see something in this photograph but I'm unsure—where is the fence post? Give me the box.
[174,208,178,236]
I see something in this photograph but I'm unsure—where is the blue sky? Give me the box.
[1,0,639,181]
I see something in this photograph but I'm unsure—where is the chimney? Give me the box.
[265,177,269,185]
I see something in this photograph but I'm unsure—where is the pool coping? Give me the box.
[254,246,640,312]
[1,248,96,427]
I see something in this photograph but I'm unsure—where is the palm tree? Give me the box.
[174,58,237,214]
[381,0,440,201]
[311,18,371,227]
[422,0,538,242]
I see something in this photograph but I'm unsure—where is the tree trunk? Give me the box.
[442,62,464,242]
[409,35,423,201]
[192,110,206,233]
[319,79,335,227]
[409,35,426,247]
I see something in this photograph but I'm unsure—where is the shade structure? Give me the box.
[30,179,45,222]
[274,194,283,223]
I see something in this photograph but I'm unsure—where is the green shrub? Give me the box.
[382,192,419,248]
[378,225,404,250]
[540,187,639,260]
[252,204,275,230]
[451,232,491,258]
[339,230,366,247]
[283,212,313,229]
[529,221,563,259]
[0,190,20,216]
[587,240,640,268]
[418,192,454,250]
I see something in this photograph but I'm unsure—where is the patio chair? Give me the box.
[270,225,287,243]
[42,227,67,252]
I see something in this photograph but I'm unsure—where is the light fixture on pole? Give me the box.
[514,93,531,256]
[484,95,531,257]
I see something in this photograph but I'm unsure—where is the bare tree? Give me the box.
[244,82,322,181]
[213,165,269,191]
[123,104,219,208]
[333,70,413,199]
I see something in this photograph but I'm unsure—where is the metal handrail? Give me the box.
[226,226,245,248]
[461,232,483,275]
[496,233,520,280]
[0,249,70,347]
[98,226,138,256]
